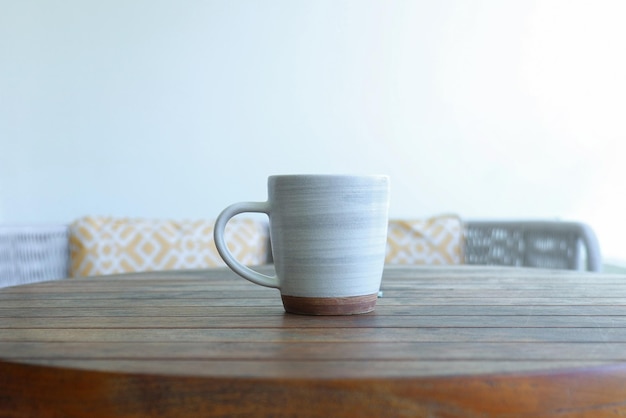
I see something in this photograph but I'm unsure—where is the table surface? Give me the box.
[1,265,626,417]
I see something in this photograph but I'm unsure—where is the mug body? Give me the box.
[268,175,390,314]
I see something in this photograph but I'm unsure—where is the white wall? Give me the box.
[1,1,625,259]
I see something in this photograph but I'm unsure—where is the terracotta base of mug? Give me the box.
[281,293,378,316]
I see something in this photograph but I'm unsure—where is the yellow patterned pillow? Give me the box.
[69,216,269,277]
[385,215,464,265]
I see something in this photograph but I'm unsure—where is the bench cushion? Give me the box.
[386,215,464,265]
[69,216,269,277]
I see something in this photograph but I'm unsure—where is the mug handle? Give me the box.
[213,201,279,289]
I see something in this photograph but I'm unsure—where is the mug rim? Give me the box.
[268,174,389,181]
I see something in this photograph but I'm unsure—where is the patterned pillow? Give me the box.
[69,216,269,277]
[385,215,464,265]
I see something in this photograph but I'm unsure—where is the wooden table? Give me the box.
[1,265,626,417]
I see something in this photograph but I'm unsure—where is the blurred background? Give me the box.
[1,0,625,261]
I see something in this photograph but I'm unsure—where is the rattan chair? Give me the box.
[464,221,601,272]
[0,219,603,288]
[0,225,70,288]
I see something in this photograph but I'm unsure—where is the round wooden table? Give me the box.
[1,265,626,417]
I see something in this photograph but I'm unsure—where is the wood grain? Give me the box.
[1,265,626,417]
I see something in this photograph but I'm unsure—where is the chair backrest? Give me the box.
[464,221,601,272]
[0,225,70,288]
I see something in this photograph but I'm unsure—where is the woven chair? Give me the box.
[0,225,70,288]
[0,219,603,288]
[464,221,601,272]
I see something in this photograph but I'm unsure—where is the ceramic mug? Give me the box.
[213,175,390,315]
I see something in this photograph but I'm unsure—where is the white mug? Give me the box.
[214,175,390,315]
